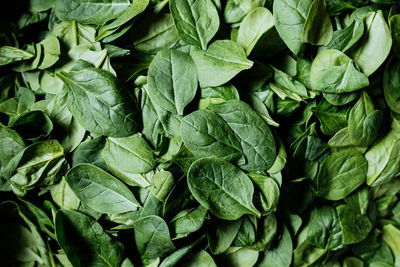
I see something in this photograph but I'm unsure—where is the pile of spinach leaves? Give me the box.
[1,0,400,266]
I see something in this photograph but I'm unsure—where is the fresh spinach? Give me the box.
[1,1,400,266]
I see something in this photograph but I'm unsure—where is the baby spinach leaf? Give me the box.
[350,11,392,76]
[273,0,312,55]
[170,0,219,50]
[237,7,274,56]
[55,0,131,25]
[257,226,292,267]
[307,206,344,250]
[310,49,369,93]
[223,0,265,24]
[383,57,400,114]
[301,0,333,46]
[0,46,35,66]
[187,157,260,220]
[66,164,141,214]
[365,128,400,186]
[181,109,242,161]
[102,134,156,187]
[390,14,400,60]
[134,215,175,263]
[190,40,253,87]
[132,14,180,54]
[207,100,277,171]
[147,49,198,115]
[316,150,367,200]
[96,0,150,41]
[336,204,372,244]
[348,91,383,147]
[56,67,138,137]
[55,209,124,267]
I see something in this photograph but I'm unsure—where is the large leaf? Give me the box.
[147,49,198,115]
[181,109,242,161]
[56,67,138,137]
[102,134,155,187]
[190,40,253,87]
[187,157,260,220]
[310,49,369,93]
[273,0,313,55]
[54,0,131,25]
[237,7,274,56]
[383,57,400,114]
[316,150,367,200]
[66,164,140,214]
[170,0,219,50]
[301,0,333,46]
[350,11,392,76]
[55,209,124,267]
[207,100,276,171]
[134,215,175,263]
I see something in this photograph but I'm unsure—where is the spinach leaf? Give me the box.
[55,209,124,267]
[301,0,333,46]
[316,150,367,200]
[102,134,156,187]
[187,157,260,220]
[170,0,219,50]
[147,49,198,115]
[57,67,138,137]
[348,91,383,147]
[207,100,276,171]
[310,49,369,93]
[55,0,131,26]
[350,11,392,76]
[237,7,274,56]
[273,0,312,55]
[307,206,344,250]
[191,40,253,87]
[66,164,141,214]
[134,215,175,263]
[181,109,242,161]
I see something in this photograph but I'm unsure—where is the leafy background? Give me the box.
[1,0,400,266]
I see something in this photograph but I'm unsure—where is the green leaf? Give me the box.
[273,0,312,55]
[134,215,175,263]
[365,128,400,186]
[382,224,400,266]
[55,209,124,267]
[181,109,242,161]
[96,0,150,40]
[350,11,392,76]
[383,57,400,114]
[180,250,217,267]
[348,91,383,147]
[336,204,372,244]
[207,100,276,171]
[207,218,242,254]
[257,226,293,267]
[54,0,131,25]
[237,7,274,56]
[133,14,179,54]
[0,46,35,66]
[307,206,343,250]
[316,150,367,200]
[56,67,138,137]
[187,157,260,220]
[310,49,369,93]
[170,0,219,50]
[191,40,253,87]
[147,49,198,115]
[66,164,141,214]
[102,134,155,187]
